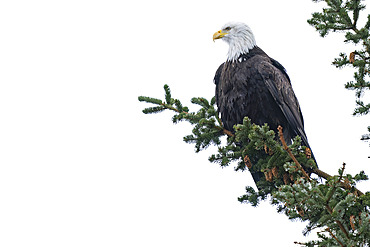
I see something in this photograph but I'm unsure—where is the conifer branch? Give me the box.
[326,227,345,247]
[278,126,311,181]
[139,85,370,246]
[222,128,234,137]
[323,166,351,240]
[312,164,364,196]
[308,0,370,139]
[293,241,307,246]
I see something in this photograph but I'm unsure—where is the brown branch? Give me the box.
[325,204,350,240]
[277,126,364,196]
[323,170,351,240]
[312,168,331,180]
[312,168,364,196]
[223,128,234,137]
[326,227,345,247]
[278,126,311,181]
[293,241,306,246]
[350,215,356,231]
[320,163,351,241]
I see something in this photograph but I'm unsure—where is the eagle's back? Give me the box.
[214,46,307,146]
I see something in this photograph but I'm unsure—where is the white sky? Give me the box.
[1,0,369,246]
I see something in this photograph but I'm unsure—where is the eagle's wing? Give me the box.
[256,58,310,148]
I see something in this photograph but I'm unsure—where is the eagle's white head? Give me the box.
[213,22,256,62]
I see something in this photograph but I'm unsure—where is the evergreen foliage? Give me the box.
[138,84,370,246]
[308,0,370,141]
[138,1,370,245]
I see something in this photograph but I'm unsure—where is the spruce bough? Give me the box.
[308,0,370,141]
[139,84,369,246]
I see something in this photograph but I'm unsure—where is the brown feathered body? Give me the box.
[214,46,310,148]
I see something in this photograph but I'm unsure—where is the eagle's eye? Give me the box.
[224,27,232,31]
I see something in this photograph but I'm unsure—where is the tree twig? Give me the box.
[278,126,311,181]
[324,171,350,240]
[312,168,364,196]
[326,227,345,247]
[222,128,234,137]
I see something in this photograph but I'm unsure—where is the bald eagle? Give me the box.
[213,22,314,182]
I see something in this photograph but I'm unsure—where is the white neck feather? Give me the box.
[223,23,256,62]
[227,37,256,61]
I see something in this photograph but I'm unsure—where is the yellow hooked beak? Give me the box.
[213,30,227,41]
